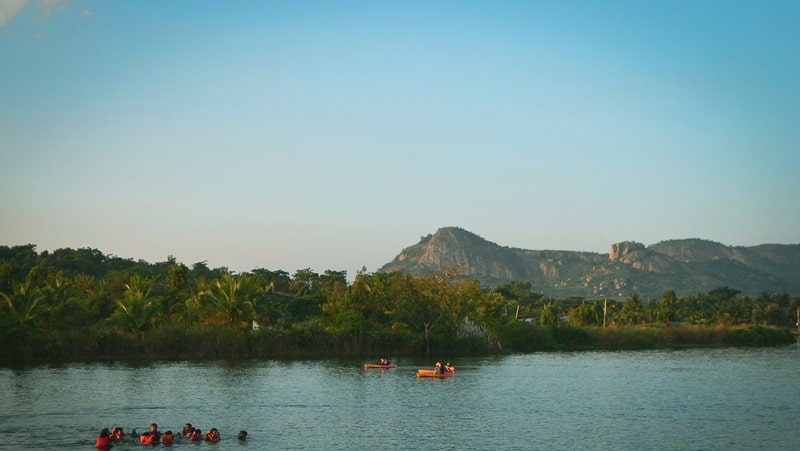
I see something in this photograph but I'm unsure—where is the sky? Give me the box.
[2,0,799,277]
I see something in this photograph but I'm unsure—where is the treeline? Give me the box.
[1,244,796,364]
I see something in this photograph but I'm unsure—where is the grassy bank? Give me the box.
[496,323,795,352]
[0,323,794,366]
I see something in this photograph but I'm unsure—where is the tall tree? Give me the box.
[161,257,191,320]
[568,302,602,326]
[206,273,259,326]
[0,281,46,328]
[616,293,647,325]
[111,275,161,335]
[655,290,678,324]
[397,267,464,355]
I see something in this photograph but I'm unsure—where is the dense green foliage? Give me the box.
[1,245,797,364]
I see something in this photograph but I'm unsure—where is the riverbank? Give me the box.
[0,323,793,366]
[494,322,795,353]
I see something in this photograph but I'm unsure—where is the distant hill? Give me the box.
[379,227,800,299]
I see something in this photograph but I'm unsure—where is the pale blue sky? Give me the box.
[2,0,799,276]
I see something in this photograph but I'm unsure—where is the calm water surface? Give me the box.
[1,345,798,450]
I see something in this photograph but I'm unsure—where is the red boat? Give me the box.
[416,368,455,378]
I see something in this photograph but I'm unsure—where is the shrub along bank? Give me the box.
[1,322,793,365]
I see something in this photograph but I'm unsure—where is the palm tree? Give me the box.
[0,281,46,328]
[206,273,259,325]
[111,275,160,335]
[617,292,646,325]
[41,273,77,333]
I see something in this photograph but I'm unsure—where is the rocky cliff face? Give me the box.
[609,241,646,262]
[379,227,800,298]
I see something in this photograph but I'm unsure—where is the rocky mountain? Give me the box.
[379,227,800,299]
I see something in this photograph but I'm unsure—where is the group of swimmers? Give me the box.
[96,422,247,448]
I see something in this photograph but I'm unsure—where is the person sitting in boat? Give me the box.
[205,428,221,442]
[434,362,443,374]
[380,357,391,365]
[95,428,112,449]
[445,362,454,373]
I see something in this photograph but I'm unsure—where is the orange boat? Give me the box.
[416,368,455,378]
[364,363,396,369]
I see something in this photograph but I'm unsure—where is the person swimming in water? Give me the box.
[162,430,174,446]
[205,428,221,442]
[95,428,112,449]
[110,427,126,441]
[181,423,193,437]
[188,428,203,441]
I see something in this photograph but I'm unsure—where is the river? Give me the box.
[1,345,798,450]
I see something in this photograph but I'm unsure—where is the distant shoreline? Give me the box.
[1,324,793,367]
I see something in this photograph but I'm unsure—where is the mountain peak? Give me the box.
[380,228,800,298]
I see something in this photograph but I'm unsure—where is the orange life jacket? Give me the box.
[95,435,112,448]
[206,430,220,442]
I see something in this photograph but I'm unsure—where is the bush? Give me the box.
[729,325,794,347]
[497,321,557,352]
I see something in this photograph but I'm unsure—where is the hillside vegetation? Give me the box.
[2,243,797,364]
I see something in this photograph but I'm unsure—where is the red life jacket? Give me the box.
[162,433,174,445]
[189,431,202,441]
[95,435,112,448]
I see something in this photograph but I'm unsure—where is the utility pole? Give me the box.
[603,298,608,329]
